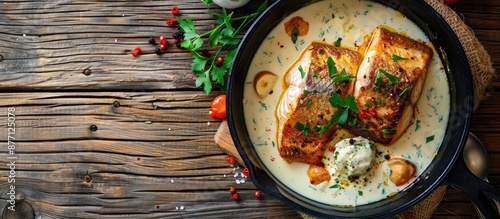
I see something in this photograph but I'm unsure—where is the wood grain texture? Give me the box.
[0,0,498,218]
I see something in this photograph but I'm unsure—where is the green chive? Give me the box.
[334,37,342,47]
[392,54,408,61]
[299,65,306,79]
[426,135,434,143]
[399,88,409,97]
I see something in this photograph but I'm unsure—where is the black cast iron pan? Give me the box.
[227,0,500,218]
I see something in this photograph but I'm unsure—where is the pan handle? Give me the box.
[443,157,500,218]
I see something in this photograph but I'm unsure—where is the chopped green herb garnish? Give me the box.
[358,190,363,196]
[399,88,409,97]
[348,118,358,126]
[332,68,355,83]
[291,27,299,44]
[307,99,313,108]
[329,92,358,124]
[313,118,334,134]
[330,184,339,189]
[426,135,435,143]
[373,87,381,93]
[334,37,342,47]
[375,98,383,104]
[415,120,421,131]
[313,71,319,77]
[294,122,311,136]
[392,54,408,61]
[299,65,306,79]
[303,89,311,95]
[178,1,268,94]
[327,57,337,77]
[364,101,375,108]
[376,68,400,85]
[382,128,395,134]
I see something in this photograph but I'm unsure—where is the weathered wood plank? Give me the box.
[0,0,226,91]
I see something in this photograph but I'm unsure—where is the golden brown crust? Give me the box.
[347,27,433,144]
[278,42,362,165]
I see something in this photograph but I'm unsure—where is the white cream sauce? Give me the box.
[242,0,449,206]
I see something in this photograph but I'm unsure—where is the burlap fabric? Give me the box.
[299,0,495,218]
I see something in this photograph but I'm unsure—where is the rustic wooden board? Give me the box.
[0,0,498,218]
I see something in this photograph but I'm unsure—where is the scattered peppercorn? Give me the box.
[172,31,183,39]
[89,125,98,132]
[166,19,177,26]
[159,36,167,46]
[131,46,141,57]
[242,167,250,176]
[226,155,236,164]
[176,42,182,48]
[254,191,261,199]
[171,6,179,15]
[160,44,166,50]
[229,187,236,194]
[113,101,120,108]
[148,36,155,44]
[216,57,224,64]
[232,193,239,201]
[155,47,162,54]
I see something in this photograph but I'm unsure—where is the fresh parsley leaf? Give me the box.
[294,122,311,135]
[392,54,408,61]
[333,109,349,124]
[299,65,306,79]
[328,92,358,124]
[178,1,268,94]
[378,69,400,83]
[382,128,395,134]
[201,0,213,5]
[327,57,337,77]
[334,37,342,47]
[332,68,355,83]
[291,27,299,43]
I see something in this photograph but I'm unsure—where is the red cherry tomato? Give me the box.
[209,94,226,119]
[229,187,236,194]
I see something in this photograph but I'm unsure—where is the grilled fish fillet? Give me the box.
[277,42,362,165]
[346,27,433,144]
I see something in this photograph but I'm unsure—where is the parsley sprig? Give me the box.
[178,1,268,94]
[313,92,358,134]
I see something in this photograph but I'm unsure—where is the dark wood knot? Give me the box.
[82,68,91,76]
[0,54,3,62]
[2,199,35,219]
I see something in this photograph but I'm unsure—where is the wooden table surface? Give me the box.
[0,0,498,218]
